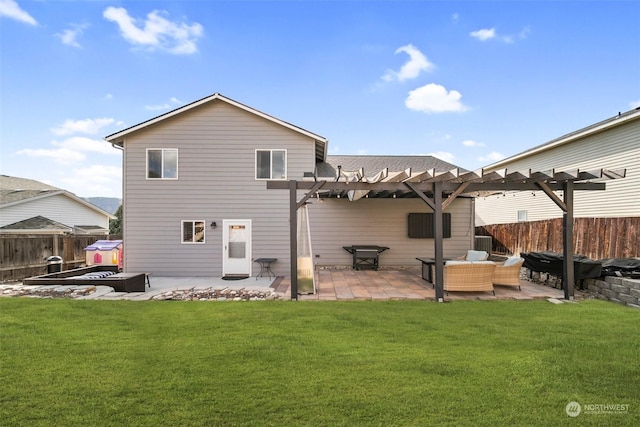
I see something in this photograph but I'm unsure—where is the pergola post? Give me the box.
[563,181,575,300]
[433,182,445,302]
[289,180,298,300]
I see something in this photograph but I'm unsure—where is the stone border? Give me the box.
[0,283,282,301]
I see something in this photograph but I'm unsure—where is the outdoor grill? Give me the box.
[600,258,640,279]
[521,251,602,288]
[343,245,389,270]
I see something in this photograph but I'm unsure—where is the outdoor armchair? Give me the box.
[492,257,525,290]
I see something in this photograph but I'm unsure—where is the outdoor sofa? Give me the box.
[443,260,496,294]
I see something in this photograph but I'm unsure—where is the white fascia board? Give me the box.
[105,93,328,146]
[1,191,115,219]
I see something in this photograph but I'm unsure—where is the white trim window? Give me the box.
[182,220,205,244]
[255,149,286,180]
[517,210,528,222]
[147,148,178,179]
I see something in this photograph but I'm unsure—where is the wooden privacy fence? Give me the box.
[1,234,122,282]
[476,217,639,260]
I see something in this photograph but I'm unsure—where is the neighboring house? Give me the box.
[105,93,474,277]
[0,175,114,234]
[475,108,640,226]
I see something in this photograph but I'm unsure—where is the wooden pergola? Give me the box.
[267,167,626,301]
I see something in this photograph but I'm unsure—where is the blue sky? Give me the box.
[1,0,639,198]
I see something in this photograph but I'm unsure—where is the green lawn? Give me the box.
[1,299,638,426]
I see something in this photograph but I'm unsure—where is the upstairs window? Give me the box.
[182,220,205,244]
[256,149,286,180]
[147,149,178,179]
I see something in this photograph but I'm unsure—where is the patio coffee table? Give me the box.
[416,257,452,284]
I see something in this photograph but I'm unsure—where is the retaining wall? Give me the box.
[584,276,640,309]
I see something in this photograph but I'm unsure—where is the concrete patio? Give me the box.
[272,267,574,301]
[4,267,576,302]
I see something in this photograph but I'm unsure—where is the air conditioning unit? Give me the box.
[474,236,492,254]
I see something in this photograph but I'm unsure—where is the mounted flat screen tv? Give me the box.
[408,213,451,238]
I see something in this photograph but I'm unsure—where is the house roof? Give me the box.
[0,175,115,219]
[105,93,329,160]
[0,215,73,234]
[484,107,640,169]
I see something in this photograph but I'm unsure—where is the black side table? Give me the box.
[254,258,277,279]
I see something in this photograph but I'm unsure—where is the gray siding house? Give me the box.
[476,108,640,226]
[106,94,473,277]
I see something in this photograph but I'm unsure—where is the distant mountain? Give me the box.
[84,197,121,214]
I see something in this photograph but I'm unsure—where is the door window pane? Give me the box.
[228,225,246,258]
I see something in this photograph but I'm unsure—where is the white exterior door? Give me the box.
[222,220,252,276]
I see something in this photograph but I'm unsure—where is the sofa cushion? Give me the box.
[465,250,489,261]
[445,260,471,266]
[503,256,524,267]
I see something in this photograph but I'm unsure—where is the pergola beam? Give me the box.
[535,181,567,212]
[297,181,325,209]
[268,180,606,193]
[442,182,471,211]
[270,166,623,302]
[404,182,435,210]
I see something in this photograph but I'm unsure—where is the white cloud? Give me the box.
[51,118,118,136]
[145,103,171,111]
[103,7,203,54]
[471,27,530,43]
[478,152,505,164]
[429,151,456,164]
[629,99,640,109]
[104,93,113,100]
[145,97,182,111]
[56,23,89,48]
[405,83,468,113]
[17,137,120,165]
[462,139,485,147]
[451,13,459,23]
[17,147,86,165]
[382,44,434,82]
[519,26,531,39]
[470,28,495,41]
[52,137,119,155]
[0,0,37,26]
[60,165,122,197]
